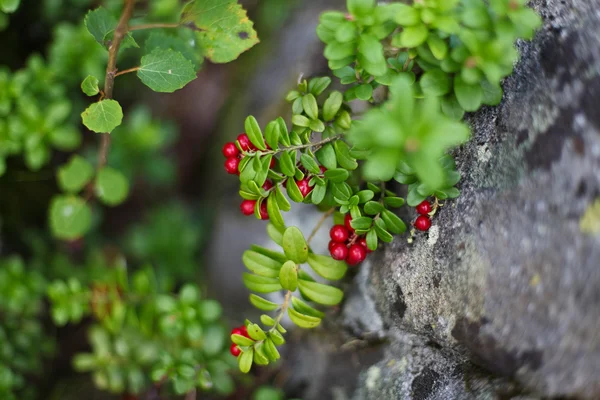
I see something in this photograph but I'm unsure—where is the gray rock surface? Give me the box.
[359,0,600,398]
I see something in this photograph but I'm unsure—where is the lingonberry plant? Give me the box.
[223,0,541,373]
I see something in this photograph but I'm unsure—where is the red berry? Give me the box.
[416,200,432,215]
[319,166,327,174]
[240,200,256,216]
[330,224,350,243]
[358,237,372,253]
[414,215,432,231]
[237,133,254,151]
[259,201,269,220]
[296,178,312,198]
[269,158,276,168]
[329,242,348,261]
[262,180,274,191]
[328,240,337,253]
[230,343,241,357]
[231,327,244,336]
[224,157,240,175]
[222,142,239,158]
[346,244,367,266]
[344,214,355,233]
[239,325,251,338]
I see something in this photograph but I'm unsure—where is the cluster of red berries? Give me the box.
[413,200,432,231]
[328,214,372,266]
[229,324,252,357]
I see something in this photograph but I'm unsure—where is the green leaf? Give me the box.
[381,209,406,234]
[393,4,419,26]
[356,84,373,100]
[247,323,267,341]
[0,0,20,13]
[399,24,428,48]
[316,144,337,170]
[481,80,503,106]
[308,77,332,96]
[366,229,378,251]
[85,7,138,49]
[288,308,321,329]
[286,179,304,202]
[298,280,343,306]
[356,190,374,203]
[357,34,386,76]
[242,250,282,278]
[383,197,405,208]
[266,223,284,246]
[49,195,92,240]
[281,226,308,264]
[145,31,200,69]
[267,194,285,228]
[311,184,326,205]
[274,186,291,212]
[276,117,291,146]
[350,216,373,230]
[292,114,310,128]
[249,294,279,311]
[420,69,450,96]
[279,260,298,291]
[263,339,281,361]
[242,273,282,293]
[269,330,285,346]
[441,95,465,120]
[324,168,349,183]
[323,91,343,122]
[302,94,319,120]
[180,0,259,63]
[280,151,297,177]
[374,220,393,242]
[238,348,254,373]
[291,297,324,318]
[333,141,358,170]
[348,0,375,17]
[81,99,123,133]
[81,75,99,96]
[300,154,321,174]
[138,49,197,93]
[363,201,383,215]
[57,155,94,193]
[407,187,427,207]
[244,115,267,150]
[95,167,129,206]
[264,121,279,150]
[427,35,448,60]
[454,75,483,112]
[309,119,325,133]
[307,253,347,280]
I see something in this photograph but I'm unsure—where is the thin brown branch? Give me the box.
[307,207,335,245]
[115,66,140,77]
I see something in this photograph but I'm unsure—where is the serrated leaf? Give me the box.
[95,167,129,206]
[281,226,308,264]
[138,49,197,93]
[279,260,298,291]
[242,250,282,278]
[145,31,200,69]
[81,75,99,96]
[298,280,343,306]
[49,195,92,240]
[57,155,94,193]
[81,99,123,133]
[84,7,137,50]
[242,273,282,293]
[238,348,253,373]
[249,294,279,311]
[307,253,347,280]
[288,308,321,329]
[180,0,259,63]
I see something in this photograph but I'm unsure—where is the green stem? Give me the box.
[245,134,343,157]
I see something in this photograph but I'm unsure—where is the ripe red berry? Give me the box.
[239,325,250,338]
[269,158,276,168]
[319,166,327,174]
[240,200,256,216]
[329,242,348,261]
[344,214,355,233]
[346,244,367,266]
[416,200,432,215]
[357,237,372,253]
[224,157,240,175]
[328,240,337,253]
[222,142,239,158]
[259,201,269,220]
[262,180,274,191]
[330,224,350,243]
[230,343,241,357]
[414,215,432,231]
[296,178,312,198]
[237,133,254,151]
[231,327,244,336]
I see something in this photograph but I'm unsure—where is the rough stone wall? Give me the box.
[347,0,600,398]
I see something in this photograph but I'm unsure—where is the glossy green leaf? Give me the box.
[279,260,298,291]
[323,91,343,121]
[286,179,304,202]
[95,167,129,206]
[242,250,282,277]
[267,194,285,228]
[84,7,138,49]
[309,119,325,132]
[307,253,347,280]
[138,49,197,93]
[311,184,326,204]
[288,308,321,329]
[231,333,254,346]
[374,219,393,242]
[264,120,279,150]
[298,280,343,306]
[454,75,483,111]
[249,294,279,311]
[279,151,296,177]
[263,338,281,361]
[242,273,282,293]
[57,155,94,193]
[381,209,406,234]
[300,154,321,174]
[81,99,123,133]
[81,75,99,96]
[49,195,92,240]
[399,24,428,48]
[244,115,267,150]
[302,94,319,120]
[333,141,358,170]
[363,201,383,215]
[247,323,267,341]
[420,69,450,96]
[0,0,20,13]
[238,348,253,373]
[291,297,324,318]
[269,330,285,346]
[281,226,308,264]
[308,76,332,95]
[324,168,349,183]
[316,143,337,170]
[366,229,378,251]
[384,197,405,208]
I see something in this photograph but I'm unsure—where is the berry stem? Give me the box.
[307,207,335,245]
[271,290,292,332]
